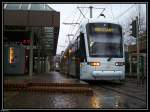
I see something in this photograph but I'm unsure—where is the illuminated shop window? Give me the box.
[9,47,15,64]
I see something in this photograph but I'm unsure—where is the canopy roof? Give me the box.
[4,4,60,56]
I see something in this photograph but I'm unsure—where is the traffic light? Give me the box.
[130,20,137,37]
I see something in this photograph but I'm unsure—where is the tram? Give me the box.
[60,19,125,80]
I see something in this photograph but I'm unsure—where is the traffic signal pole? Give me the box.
[130,17,140,81]
[89,6,93,18]
[136,16,140,82]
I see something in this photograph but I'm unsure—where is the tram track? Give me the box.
[99,85,146,102]
[87,80,146,103]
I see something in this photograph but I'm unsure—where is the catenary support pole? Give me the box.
[29,28,34,77]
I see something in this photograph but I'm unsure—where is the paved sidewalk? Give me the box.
[4,72,87,84]
[3,72,147,109]
[3,72,94,109]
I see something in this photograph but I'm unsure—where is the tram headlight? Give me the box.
[90,62,100,66]
[115,62,119,66]
[115,62,124,66]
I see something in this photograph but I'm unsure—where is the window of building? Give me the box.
[9,47,15,64]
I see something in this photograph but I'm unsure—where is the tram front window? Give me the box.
[86,23,123,58]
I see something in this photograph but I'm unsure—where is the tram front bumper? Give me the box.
[91,70,124,80]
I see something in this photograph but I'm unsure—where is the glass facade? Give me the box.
[4,4,54,11]
[20,4,29,10]
[6,4,20,10]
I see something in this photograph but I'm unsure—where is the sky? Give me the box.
[48,3,146,55]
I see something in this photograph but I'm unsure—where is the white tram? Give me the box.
[60,19,125,80]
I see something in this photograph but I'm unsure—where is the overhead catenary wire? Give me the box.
[110,4,114,20]
[63,4,137,51]
[67,5,86,44]
[66,4,102,45]
[69,7,89,43]
[69,4,107,43]
[63,7,78,43]
[57,7,78,52]
[71,8,89,42]
[69,8,82,36]
[63,4,87,51]
[114,4,137,33]
[69,12,81,33]
[61,7,76,36]
[114,4,136,20]
[68,7,78,34]
[119,4,143,34]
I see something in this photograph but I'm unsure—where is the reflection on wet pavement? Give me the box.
[91,95,102,108]
[4,90,146,109]
[90,95,121,108]
[4,72,146,109]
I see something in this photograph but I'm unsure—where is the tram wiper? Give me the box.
[107,56,112,61]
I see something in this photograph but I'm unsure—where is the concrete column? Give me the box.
[48,56,51,72]
[48,57,50,72]
[46,57,49,73]
[45,57,48,73]
[41,57,43,73]
[43,57,46,72]
[39,58,41,73]
[43,57,45,72]
[37,28,41,73]
[37,48,40,73]
[42,57,44,73]
[29,29,34,77]
[49,56,51,71]
[33,57,36,73]
[51,56,53,71]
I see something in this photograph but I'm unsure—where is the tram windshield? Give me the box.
[86,23,123,57]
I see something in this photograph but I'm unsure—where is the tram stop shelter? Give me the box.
[3,4,60,76]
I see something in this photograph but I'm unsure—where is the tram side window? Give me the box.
[80,33,87,62]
